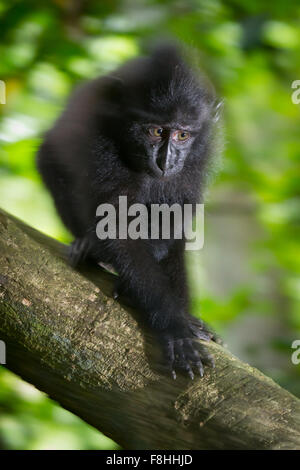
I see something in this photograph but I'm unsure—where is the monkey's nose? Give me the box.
[156,155,166,174]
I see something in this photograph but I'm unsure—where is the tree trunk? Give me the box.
[0,208,299,450]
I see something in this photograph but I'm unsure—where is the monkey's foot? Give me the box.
[68,237,91,267]
[159,331,215,380]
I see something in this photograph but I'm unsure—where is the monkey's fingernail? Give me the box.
[188,369,194,380]
[113,291,119,300]
[198,364,204,377]
[171,370,177,380]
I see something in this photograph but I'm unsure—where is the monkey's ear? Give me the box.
[212,99,224,123]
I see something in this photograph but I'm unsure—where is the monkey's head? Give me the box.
[104,43,220,179]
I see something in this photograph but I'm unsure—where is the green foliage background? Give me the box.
[0,0,299,449]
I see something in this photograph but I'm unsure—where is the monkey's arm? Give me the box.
[159,242,221,345]
[72,231,214,379]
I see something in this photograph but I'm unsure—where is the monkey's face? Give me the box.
[121,107,211,179]
[136,122,197,178]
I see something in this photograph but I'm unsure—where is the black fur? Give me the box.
[37,44,220,379]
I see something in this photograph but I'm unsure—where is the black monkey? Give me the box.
[37,44,221,379]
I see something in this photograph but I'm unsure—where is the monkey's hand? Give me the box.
[158,318,216,380]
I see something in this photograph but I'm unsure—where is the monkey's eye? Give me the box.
[174,130,190,142]
[149,127,164,138]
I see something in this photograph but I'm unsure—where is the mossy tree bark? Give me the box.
[0,208,299,449]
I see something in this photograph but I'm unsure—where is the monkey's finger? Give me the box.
[190,327,212,342]
[187,315,222,344]
[174,339,185,365]
[162,338,176,379]
[113,290,119,300]
[187,318,211,341]
[205,354,215,368]
[174,340,195,379]
[211,332,224,345]
[199,321,223,345]
[201,324,223,345]
[185,339,201,363]
[174,339,187,368]
[167,343,175,369]
[112,279,122,300]
[186,365,194,380]
[185,339,204,378]
[179,340,195,379]
[195,342,215,368]
[68,243,81,267]
[199,361,204,377]
[201,348,215,368]
[69,238,90,267]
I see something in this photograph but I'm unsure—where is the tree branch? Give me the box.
[0,208,299,449]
